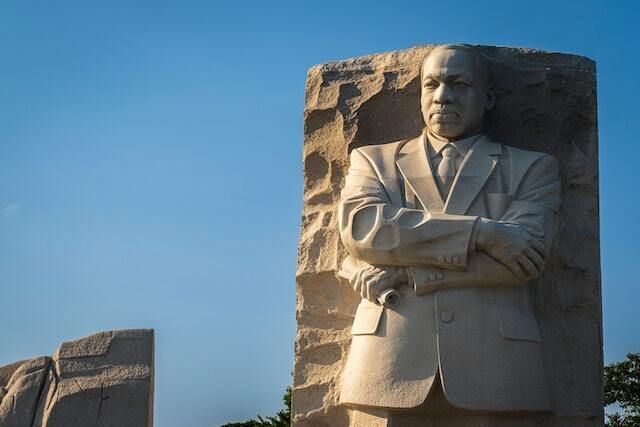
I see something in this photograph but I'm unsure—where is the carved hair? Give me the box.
[421,44,491,87]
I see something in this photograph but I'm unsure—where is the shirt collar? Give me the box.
[425,130,482,159]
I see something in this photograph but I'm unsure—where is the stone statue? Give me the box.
[293,43,601,426]
[337,45,562,418]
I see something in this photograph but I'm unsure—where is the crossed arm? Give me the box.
[338,148,561,302]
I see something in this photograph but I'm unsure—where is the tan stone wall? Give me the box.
[293,45,601,426]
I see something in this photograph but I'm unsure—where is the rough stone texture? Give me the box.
[0,357,51,427]
[293,45,601,426]
[0,329,154,427]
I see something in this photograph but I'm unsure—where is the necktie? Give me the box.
[437,145,458,196]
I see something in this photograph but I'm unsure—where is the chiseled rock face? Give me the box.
[0,357,51,427]
[0,329,154,427]
[294,45,601,426]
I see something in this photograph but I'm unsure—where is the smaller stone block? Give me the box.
[0,329,154,427]
[0,356,51,427]
[37,329,154,426]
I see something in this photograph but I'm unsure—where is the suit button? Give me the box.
[440,311,453,323]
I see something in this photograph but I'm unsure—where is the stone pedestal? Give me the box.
[293,45,602,426]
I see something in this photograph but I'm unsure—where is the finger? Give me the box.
[379,268,397,288]
[516,254,539,279]
[506,261,527,281]
[391,267,407,287]
[372,274,387,294]
[352,269,363,295]
[365,277,378,303]
[362,265,376,277]
[362,274,373,300]
[529,239,548,259]
[365,276,372,301]
[525,247,545,271]
[357,270,371,296]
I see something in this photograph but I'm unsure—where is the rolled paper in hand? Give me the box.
[378,288,401,307]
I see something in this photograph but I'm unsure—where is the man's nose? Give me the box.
[434,83,454,104]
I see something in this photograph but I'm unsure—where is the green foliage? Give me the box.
[220,387,291,427]
[605,353,640,426]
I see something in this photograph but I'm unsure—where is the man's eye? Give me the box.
[453,80,469,87]
[424,81,438,89]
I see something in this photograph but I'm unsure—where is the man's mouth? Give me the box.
[431,111,459,122]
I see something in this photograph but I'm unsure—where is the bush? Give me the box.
[605,353,640,426]
[220,387,291,427]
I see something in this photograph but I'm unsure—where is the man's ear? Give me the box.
[485,85,496,110]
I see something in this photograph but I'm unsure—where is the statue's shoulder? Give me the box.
[490,139,559,186]
[490,138,556,168]
[351,138,415,177]
[353,138,412,159]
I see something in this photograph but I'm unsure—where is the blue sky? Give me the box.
[0,1,638,425]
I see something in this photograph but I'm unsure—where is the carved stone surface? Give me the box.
[293,45,601,426]
[0,357,51,427]
[0,329,154,426]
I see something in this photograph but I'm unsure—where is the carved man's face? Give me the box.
[421,48,494,140]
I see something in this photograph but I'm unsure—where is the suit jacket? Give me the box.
[337,133,561,412]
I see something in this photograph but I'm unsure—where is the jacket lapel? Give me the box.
[396,134,445,213]
[444,135,502,215]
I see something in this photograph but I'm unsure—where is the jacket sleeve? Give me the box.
[409,153,562,293]
[338,147,478,269]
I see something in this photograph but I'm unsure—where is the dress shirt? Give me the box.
[426,131,481,174]
[426,131,484,253]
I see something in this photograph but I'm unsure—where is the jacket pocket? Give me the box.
[497,307,542,343]
[351,300,384,335]
[485,193,513,220]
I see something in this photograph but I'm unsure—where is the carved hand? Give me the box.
[476,218,548,281]
[351,264,408,303]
